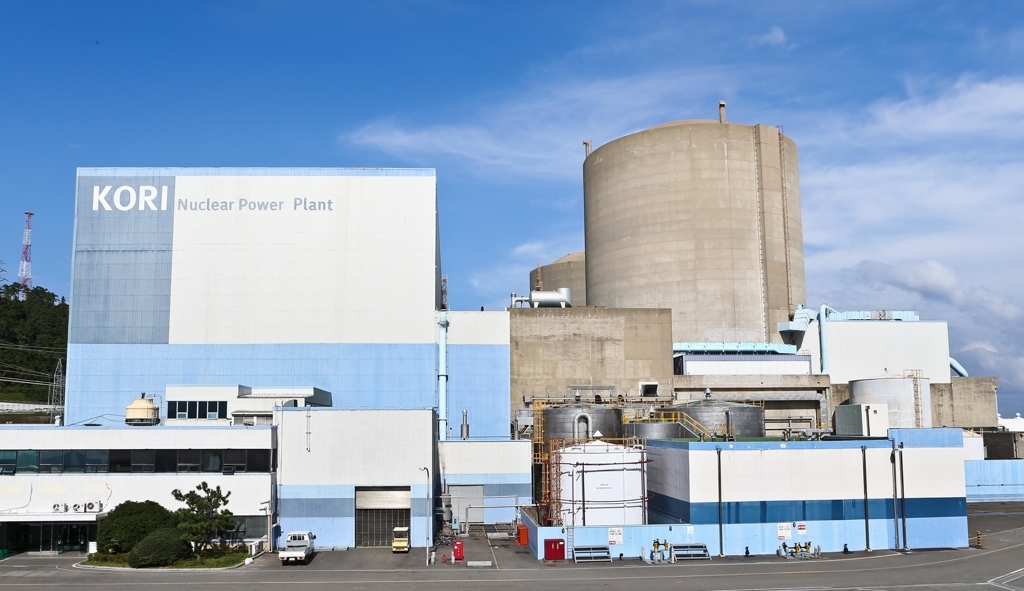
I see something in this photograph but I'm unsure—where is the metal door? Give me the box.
[355,487,411,547]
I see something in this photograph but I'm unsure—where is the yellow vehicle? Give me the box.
[391,526,410,553]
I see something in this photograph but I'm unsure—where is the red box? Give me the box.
[452,539,465,561]
[517,524,529,546]
[544,539,565,560]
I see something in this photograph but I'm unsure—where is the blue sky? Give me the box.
[2,2,1024,411]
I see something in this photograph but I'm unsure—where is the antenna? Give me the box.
[17,211,33,299]
[49,359,64,425]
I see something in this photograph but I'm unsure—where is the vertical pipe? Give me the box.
[890,440,900,550]
[818,304,830,375]
[580,463,587,526]
[898,444,908,550]
[716,446,724,556]
[438,312,449,441]
[865,405,871,437]
[862,445,871,551]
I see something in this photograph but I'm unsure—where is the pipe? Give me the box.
[716,446,724,557]
[580,463,587,526]
[890,440,900,550]
[865,405,871,437]
[818,304,831,375]
[898,443,908,550]
[461,409,469,440]
[719,100,727,124]
[438,312,449,441]
[949,357,969,377]
[861,445,871,551]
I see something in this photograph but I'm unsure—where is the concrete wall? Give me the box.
[931,377,999,428]
[530,252,586,307]
[583,120,805,344]
[673,374,830,430]
[509,307,673,413]
[438,440,531,524]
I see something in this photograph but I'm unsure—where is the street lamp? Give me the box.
[420,466,430,566]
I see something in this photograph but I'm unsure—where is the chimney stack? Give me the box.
[719,100,727,124]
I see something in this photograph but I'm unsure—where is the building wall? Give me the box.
[645,429,967,555]
[931,377,999,428]
[798,320,951,385]
[509,307,673,413]
[965,460,1024,502]
[529,252,586,307]
[679,355,811,376]
[445,312,511,439]
[275,409,435,549]
[583,120,805,344]
[438,440,531,524]
[67,168,442,426]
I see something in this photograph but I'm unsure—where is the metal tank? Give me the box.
[583,112,806,343]
[543,405,623,441]
[530,252,586,307]
[623,421,683,440]
[672,400,765,438]
[849,377,932,429]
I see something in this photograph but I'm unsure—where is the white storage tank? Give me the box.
[848,376,932,429]
[555,440,646,526]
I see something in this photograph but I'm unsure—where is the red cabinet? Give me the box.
[452,539,465,561]
[544,539,565,560]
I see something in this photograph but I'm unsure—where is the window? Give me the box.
[218,401,228,419]
[131,450,156,473]
[109,450,131,473]
[198,401,208,419]
[201,450,222,473]
[168,401,227,420]
[247,449,271,473]
[0,451,15,475]
[39,450,63,473]
[85,450,108,473]
[16,451,38,473]
[187,401,198,419]
[155,449,177,473]
[63,450,86,473]
[224,449,246,473]
[177,449,200,472]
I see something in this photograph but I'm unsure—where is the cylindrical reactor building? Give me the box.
[529,252,586,307]
[583,120,806,343]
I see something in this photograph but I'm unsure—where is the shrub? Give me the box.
[127,528,192,568]
[97,500,176,554]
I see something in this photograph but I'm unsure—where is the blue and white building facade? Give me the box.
[66,167,509,438]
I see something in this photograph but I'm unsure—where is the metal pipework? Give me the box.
[438,312,449,441]
[461,409,469,440]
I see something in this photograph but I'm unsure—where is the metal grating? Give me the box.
[355,509,410,547]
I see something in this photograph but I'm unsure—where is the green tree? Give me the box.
[172,482,235,554]
[127,527,192,568]
[96,500,177,554]
[0,284,68,403]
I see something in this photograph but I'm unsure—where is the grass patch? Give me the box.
[171,550,249,569]
[82,553,131,568]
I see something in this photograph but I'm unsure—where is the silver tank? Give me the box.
[672,401,764,438]
[624,421,682,440]
[543,406,623,442]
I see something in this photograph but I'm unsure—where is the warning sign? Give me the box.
[777,522,792,540]
[608,527,623,545]
[796,522,807,536]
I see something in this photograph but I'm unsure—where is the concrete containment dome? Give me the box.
[583,119,806,343]
[530,252,586,307]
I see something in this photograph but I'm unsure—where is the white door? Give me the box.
[449,485,484,524]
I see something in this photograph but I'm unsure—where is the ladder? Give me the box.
[566,526,575,560]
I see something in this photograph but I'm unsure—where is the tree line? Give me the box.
[0,283,68,402]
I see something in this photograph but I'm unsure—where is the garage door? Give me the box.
[449,485,484,524]
[355,488,411,547]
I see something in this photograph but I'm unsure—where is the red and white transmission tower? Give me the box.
[17,211,33,296]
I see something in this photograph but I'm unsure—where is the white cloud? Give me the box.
[849,259,1024,325]
[467,233,583,309]
[756,26,788,47]
[345,68,741,181]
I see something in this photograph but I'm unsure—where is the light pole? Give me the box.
[420,466,430,566]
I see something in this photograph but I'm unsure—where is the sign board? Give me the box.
[608,527,623,545]
[777,522,792,540]
[686,525,694,535]
[796,522,807,536]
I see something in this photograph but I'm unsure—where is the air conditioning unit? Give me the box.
[52,504,61,512]
[85,502,95,512]
[72,504,82,512]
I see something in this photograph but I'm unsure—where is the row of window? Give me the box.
[168,401,229,420]
[0,449,273,474]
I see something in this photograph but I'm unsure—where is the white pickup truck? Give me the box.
[279,531,316,565]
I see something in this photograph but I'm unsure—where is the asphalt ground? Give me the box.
[0,503,1021,590]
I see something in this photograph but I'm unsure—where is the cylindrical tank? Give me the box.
[673,401,765,438]
[543,405,623,441]
[556,441,646,526]
[849,377,932,429]
[125,394,159,426]
[623,421,683,440]
[530,252,586,307]
[583,119,806,343]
